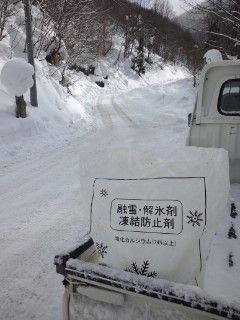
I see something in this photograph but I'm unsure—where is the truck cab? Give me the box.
[187,60,240,183]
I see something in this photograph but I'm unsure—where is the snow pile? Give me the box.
[0,57,90,164]
[1,58,34,96]
[204,49,223,63]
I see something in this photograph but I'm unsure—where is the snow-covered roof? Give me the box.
[201,59,240,76]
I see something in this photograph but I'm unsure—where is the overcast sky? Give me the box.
[128,0,199,16]
[169,0,187,15]
[167,0,205,15]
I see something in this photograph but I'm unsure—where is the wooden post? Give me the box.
[23,0,38,107]
[15,95,27,118]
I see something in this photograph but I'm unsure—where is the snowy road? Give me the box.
[0,77,197,319]
[0,139,89,319]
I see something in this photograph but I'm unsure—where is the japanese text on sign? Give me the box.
[111,199,183,234]
[115,236,177,247]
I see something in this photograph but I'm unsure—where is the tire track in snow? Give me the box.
[94,96,138,129]
[111,96,139,129]
[96,100,113,128]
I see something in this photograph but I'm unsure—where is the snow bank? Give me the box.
[0,58,90,164]
[0,3,92,164]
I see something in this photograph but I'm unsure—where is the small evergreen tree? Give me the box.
[131,14,145,75]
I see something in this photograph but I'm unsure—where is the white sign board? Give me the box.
[82,147,229,286]
[91,177,207,284]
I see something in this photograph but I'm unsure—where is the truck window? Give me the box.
[218,79,240,116]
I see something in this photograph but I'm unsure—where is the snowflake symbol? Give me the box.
[100,189,108,197]
[126,260,157,278]
[96,242,108,258]
[187,210,203,227]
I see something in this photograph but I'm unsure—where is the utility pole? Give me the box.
[23,0,38,107]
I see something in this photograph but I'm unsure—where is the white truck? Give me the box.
[54,61,240,320]
[187,60,240,183]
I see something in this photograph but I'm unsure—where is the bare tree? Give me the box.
[0,0,19,41]
[183,0,240,57]
[23,0,38,107]
[153,0,173,19]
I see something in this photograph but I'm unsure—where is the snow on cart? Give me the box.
[55,61,240,320]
